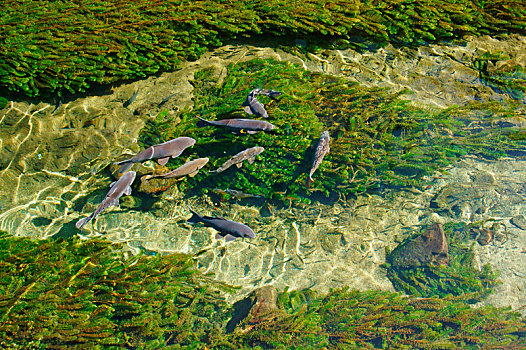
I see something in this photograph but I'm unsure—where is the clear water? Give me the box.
[1,35,525,313]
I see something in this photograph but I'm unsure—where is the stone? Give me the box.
[388,223,449,267]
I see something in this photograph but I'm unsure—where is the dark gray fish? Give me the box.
[210,146,264,173]
[196,116,275,134]
[187,208,256,241]
[123,89,139,108]
[257,89,283,100]
[307,131,330,187]
[213,188,263,199]
[52,97,63,115]
[142,157,209,181]
[76,171,136,230]
[158,93,177,107]
[114,137,195,173]
[242,90,268,118]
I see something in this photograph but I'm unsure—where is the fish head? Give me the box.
[122,171,137,184]
[253,146,264,154]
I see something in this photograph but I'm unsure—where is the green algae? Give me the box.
[2,231,524,349]
[216,288,526,349]
[140,58,526,202]
[385,222,500,302]
[0,231,233,349]
[474,51,526,100]
[1,0,525,99]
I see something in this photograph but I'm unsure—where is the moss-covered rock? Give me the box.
[385,222,500,302]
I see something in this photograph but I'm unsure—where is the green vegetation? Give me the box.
[215,288,526,349]
[0,231,232,349]
[385,222,500,301]
[1,232,525,349]
[140,58,526,202]
[1,0,525,98]
[474,51,526,100]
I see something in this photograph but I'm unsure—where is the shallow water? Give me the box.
[1,34,525,313]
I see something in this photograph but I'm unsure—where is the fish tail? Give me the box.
[75,214,93,230]
[114,161,133,174]
[306,176,314,188]
[187,207,202,223]
[195,116,210,128]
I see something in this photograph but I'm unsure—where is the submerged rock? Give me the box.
[227,285,281,333]
[388,223,449,267]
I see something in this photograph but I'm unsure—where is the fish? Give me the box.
[52,97,63,115]
[187,208,256,241]
[142,157,209,181]
[307,130,330,187]
[257,89,283,100]
[114,137,196,173]
[123,88,139,108]
[195,116,275,134]
[158,93,177,107]
[210,146,264,173]
[242,90,268,118]
[213,188,263,199]
[76,171,136,230]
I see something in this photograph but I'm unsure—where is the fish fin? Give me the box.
[215,233,223,240]
[225,234,237,242]
[75,216,91,230]
[247,156,255,164]
[109,181,116,188]
[187,208,202,223]
[236,162,243,168]
[117,162,134,174]
[196,116,211,128]
[306,177,314,188]
[158,157,170,166]
[124,186,132,196]
[141,175,153,181]
[188,170,199,177]
[244,106,253,114]
[246,130,258,134]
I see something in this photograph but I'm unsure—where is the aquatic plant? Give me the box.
[474,51,526,100]
[0,231,233,349]
[1,231,524,349]
[384,222,500,301]
[141,58,526,202]
[214,287,526,349]
[1,0,525,99]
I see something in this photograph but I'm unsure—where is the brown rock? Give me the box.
[388,223,449,267]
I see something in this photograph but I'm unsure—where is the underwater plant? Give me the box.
[1,0,525,99]
[0,231,233,349]
[1,231,524,349]
[214,287,526,349]
[139,58,526,203]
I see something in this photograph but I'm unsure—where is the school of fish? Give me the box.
[76,88,331,242]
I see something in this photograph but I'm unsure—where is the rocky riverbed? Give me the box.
[0,33,524,311]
